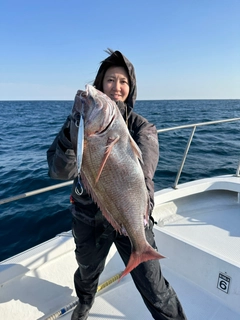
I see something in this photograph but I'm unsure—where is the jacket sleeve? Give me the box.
[47,115,78,180]
[130,113,160,211]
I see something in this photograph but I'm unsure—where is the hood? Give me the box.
[93,49,137,113]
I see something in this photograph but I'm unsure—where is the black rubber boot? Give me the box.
[71,302,91,320]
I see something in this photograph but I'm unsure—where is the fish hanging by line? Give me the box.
[70,84,164,279]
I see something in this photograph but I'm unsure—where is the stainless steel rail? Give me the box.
[1,117,240,205]
[157,117,240,133]
[157,117,240,188]
[0,181,73,205]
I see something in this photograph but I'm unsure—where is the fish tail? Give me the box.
[120,245,165,280]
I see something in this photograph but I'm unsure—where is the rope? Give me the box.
[44,271,122,320]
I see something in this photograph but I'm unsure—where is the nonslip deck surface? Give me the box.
[60,265,240,320]
[155,190,240,266]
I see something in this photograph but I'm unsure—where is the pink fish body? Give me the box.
[71,85,164,278]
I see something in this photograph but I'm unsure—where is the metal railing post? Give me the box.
[236,160,240,177]
[173,126,196,189]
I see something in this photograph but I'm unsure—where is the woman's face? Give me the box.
[102,66,130,102]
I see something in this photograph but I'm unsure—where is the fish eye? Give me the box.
[74,113,80,127]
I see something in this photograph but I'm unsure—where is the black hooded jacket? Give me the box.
[47,50,159,217]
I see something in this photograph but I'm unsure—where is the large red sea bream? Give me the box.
[70,85,164,278]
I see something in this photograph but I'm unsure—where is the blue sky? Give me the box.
[0,0,239,100]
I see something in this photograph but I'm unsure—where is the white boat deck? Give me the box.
[0,176,240,320]
[155,189,240,266]
[153,177,240,319]
[1,237,239,320]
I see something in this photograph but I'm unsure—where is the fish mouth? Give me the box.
[80,90,87,99]
[97,114,115,135]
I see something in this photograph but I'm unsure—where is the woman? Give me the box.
[47,49,187,320]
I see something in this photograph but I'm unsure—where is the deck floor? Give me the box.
[1,190,239,320]
[59,264,240,320]
[2,237,239,320]
[155,190,240,266]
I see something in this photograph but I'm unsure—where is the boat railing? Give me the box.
[157,117,240,188]
[0,181,73,205]
[1,117,240,206]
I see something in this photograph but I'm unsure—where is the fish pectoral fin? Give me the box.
[95,136,120,184]
[129,135,143,163]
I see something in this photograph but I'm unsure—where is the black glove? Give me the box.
[72,90,84,119]
[57,117,73,153]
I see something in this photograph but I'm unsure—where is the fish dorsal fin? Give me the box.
[95,136,120,184]
[129,135,143,163]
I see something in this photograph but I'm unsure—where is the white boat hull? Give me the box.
[1,175,240,319]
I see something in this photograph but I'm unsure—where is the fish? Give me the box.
[71,84,164,279]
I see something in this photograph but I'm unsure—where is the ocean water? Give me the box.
[0,99,240,262]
